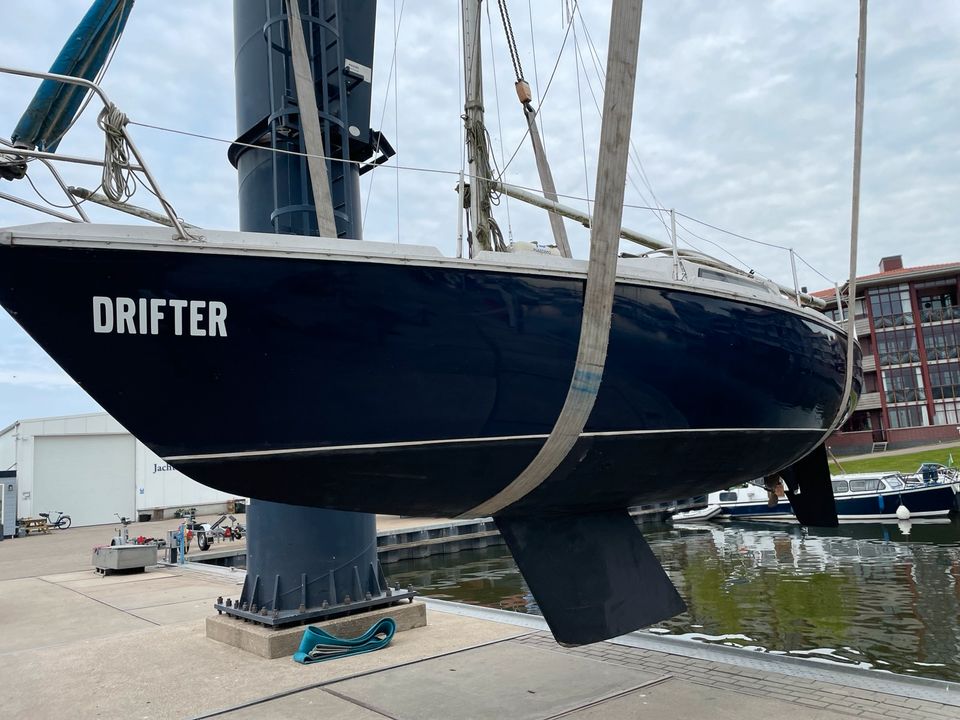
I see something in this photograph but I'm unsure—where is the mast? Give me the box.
[461,0,494,256]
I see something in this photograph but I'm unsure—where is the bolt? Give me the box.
[365,592,372,601]
[226,598,233,608]
[260,607,269,616]
[251,603,258,614]
[272,609,280,619]
[321,600,328,609]
[343,594,351,604]
[299,603,307,614]
[217,596,223,605]
[241,602,249,612]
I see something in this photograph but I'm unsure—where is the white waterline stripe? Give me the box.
[166,426,822,462]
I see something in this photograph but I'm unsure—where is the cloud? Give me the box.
[0,0,957,420]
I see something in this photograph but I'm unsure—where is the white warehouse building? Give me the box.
[0,412,240,527]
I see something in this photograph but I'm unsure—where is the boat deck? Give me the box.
[2,517,956,719]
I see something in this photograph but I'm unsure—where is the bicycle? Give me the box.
[38,510,72,529]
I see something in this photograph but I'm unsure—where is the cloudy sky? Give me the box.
[0,0,957,422]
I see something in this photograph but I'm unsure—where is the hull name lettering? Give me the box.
[93,297,228,337]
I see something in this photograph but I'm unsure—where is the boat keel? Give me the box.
[495,509,686,646]
[779,444,839,527]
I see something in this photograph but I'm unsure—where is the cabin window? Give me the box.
[719,492,739,502]
[831,480,848,494]
[884,477,904,490]
[849,479,881,492]
[697,268,766,291]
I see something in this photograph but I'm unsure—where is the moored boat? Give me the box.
[710,473,959,522]
[670,505,722,523]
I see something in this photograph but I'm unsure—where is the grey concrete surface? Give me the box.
[563,678,854,719]
[4,514,959,720]
[219,689,385,719]
[328,642,661,720]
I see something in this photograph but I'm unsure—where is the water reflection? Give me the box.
[385,518,960,682]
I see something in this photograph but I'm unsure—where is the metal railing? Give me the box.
[0,65,192,240]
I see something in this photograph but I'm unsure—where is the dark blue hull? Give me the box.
[0,233,858,517]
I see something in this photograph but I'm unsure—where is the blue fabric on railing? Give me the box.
[11,0,134,152]
[292,617,396,664]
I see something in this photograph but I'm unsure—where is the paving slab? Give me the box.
[0,576,153,653]
[219,688,385,719]
[129,597,224,625]
[0,605,525,719]
[45,568,181,589]
[564,679,853,719]
[78,574,233,610]
[328,641,661,720]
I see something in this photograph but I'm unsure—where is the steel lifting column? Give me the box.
[220,0,414,626]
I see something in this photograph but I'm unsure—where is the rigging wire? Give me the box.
[123,118,835,285]
[572,21,592,219]
[361,0,406,233]
[486,2,514,242]
[573,5,671,236]
[499,13,575,174]
[674,219,753,272]
[568,16,672,240]
[393,0,401,243]
[526,0,546,149]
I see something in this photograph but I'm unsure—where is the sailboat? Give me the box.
[0,0,862,644]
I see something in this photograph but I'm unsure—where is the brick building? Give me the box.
[816,255,960,455]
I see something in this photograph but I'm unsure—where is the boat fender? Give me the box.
[896,504,910,521]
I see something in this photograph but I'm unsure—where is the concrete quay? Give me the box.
[2,516,959,719]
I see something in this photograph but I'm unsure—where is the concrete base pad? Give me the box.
[206,601,426,659]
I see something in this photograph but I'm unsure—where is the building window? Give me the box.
[916,279,959,323]
[824,298,866,323]
[933,401,960,425]
[922,324,960,361]
[928,362,960,400]
[876,328,920,366]
[883,366,926,404]
[888,404,928,429]
[841,413,871,432]
[869,285,913,328]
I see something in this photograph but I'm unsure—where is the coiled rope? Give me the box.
[97,103,135,202]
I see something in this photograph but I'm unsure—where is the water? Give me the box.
[385,518,960,682]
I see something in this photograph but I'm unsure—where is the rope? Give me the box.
[292,617,396,664]
[97,103,135,202]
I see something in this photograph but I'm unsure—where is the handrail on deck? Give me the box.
[0,65,192,240]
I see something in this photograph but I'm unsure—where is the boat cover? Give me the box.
[10,0,134,152]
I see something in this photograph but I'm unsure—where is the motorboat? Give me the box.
[710,474,958,522]
[670,505,722,523]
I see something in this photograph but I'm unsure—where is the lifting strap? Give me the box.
[462,0,644,518]
[284,0,338,239]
